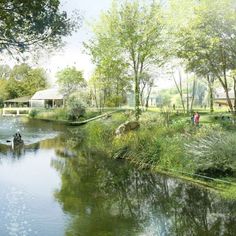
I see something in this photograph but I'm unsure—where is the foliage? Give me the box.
[66,96,86,121]
[0,0,80,55]
[186,131,236,177]
[86,0,163,119]
[0,78,9,103]
[29,108,68,121]
[8,64,48,98]
[29,109,39,118]
[176,0,236,112]
[57,67,85,97]
[88,68,130,108]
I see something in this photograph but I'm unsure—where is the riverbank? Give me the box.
[28,107,131,125]
[26,108,236,198]
[79,111,236,199]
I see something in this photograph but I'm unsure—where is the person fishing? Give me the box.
[12,130,23,146]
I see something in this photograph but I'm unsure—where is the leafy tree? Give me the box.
[139,72,154,109]
[57,67,85,98]
[84,6,133,109]
[6,64,48,98]
[86,0,163,119]
[88,64,131,109]
[176,0,236,112]
[0,0,79,55]
[0,65,11,79]
[0,65,11,105]
[66,96,86,121]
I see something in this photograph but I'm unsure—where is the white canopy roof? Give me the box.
[31,88,64,100]
[215,89,235,99]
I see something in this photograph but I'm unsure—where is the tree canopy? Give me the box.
[56,67,85,97]
[85,0,163,119]
[0,64,48,103]
[0,0,80,55]
[176,0,236,112]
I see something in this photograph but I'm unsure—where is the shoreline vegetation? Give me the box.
[28,108,236,199]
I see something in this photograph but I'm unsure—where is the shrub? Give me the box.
[66,96,86,121]
[158,134,187,171]
[29,109,39,118]
[185,131,236,177]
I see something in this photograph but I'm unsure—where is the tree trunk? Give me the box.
[219,46,233,112]
[145,86,152,110]
[223,68,233,112]
[134,73,141,120]
[139,80,146,109]
[190,77,196,112]
[218,73,234,112]
[94,85,98,108]
[186,78,189,114]
[206,75,214,113]
[233,76,236,114]
[172,70,185,113]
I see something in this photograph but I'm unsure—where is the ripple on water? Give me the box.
[1,187,36,236]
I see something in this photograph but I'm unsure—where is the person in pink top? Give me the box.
[194,112,200,126]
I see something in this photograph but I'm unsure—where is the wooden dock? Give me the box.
[2,107,31,116]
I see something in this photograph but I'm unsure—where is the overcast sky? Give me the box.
[1,0,173,88]
[42,0,112,84]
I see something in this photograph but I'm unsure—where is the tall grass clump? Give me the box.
[82,112,127,152]
[112,127,163,168]
[185,131,236,177]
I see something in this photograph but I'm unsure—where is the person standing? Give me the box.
[194,112,200,126]
[191,113,195,125]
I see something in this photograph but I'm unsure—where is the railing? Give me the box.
[2,107,31,116]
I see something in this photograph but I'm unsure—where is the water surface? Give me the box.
[0,117,235,236]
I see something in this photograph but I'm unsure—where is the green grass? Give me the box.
[28,107,236,198]
[29,108,102,122]
[79,109,236,199]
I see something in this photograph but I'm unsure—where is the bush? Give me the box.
[0,98,4,108]
[185,131,236,177]
[66,96,86,121]
[29,109,39,118]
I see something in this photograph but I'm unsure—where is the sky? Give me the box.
[53,0,174,89]
[1,0,174,89]
[42,0,112,84]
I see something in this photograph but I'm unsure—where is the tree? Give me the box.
[6,64,48,98]
[85,19,131,108]
[57,67,85,98]
[0,65,11,106]
[139,72,155,110]
[176,0,236,113]
[0,0,79,55]
[86,0,163,120]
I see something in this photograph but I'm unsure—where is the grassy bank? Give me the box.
[29,108,102,122]
[81,111,236,199]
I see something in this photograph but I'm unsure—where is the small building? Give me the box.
[214,89,235,107]
[3,96,31,116]
[4,96,31,108]
[30,88,64,108]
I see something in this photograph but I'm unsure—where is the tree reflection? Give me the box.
[52,134,236,236]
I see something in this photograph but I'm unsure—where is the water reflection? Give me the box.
[0,117,235,236]
[53,134,236,236]
[0,117,61,146]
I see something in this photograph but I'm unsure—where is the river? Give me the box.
[0,117,235,236]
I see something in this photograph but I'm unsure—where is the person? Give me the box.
[191,113,195,125]
[13,130,22,142]
[194,112,200,126]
